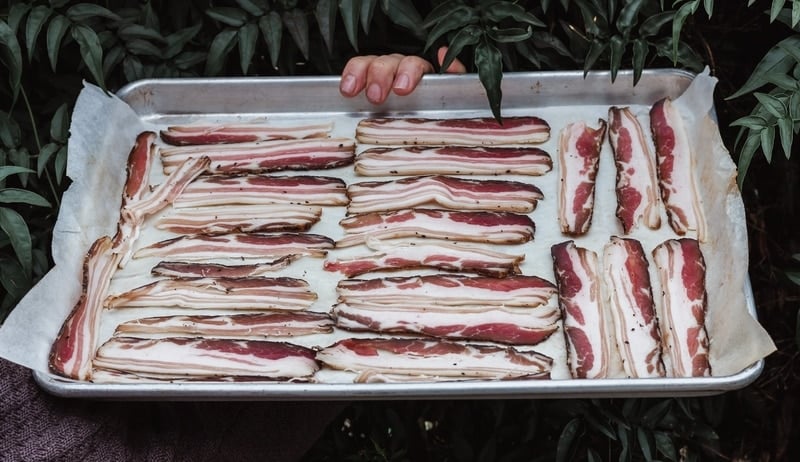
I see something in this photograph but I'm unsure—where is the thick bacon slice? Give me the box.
[346,175,543,214]
[551,241,612,379]
[49,237,120,380]
[159,138,355,174]
[160,122,332,145]
[603,236,665,378]
[316,338,552,381]
[336,209,535,248]
[122,131,157,206]
[114,311,334,338]
[355,116,550,145]
[156,204,322,234]
[649,97,706,240]
[133,233,334,260]
[324,241,523,278]
[173,174,348,208]
[151,258,295,278]
[93,337,319,380]
[354,146,552,176]
[652,238,711,377]
[608,107,661,233]
[337,274,556,308]
[558,120,607,236]
[105,276,316,311]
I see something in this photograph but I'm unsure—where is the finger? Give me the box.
[364,54,405,104]
[392,56,435,96]
[437,46,467,74]
[340,55,377,98]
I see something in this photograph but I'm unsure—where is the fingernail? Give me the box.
[341,74,356,94]
[366,83,383,103]
[393,74,410,91]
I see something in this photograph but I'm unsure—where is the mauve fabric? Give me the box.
[0,358,344,462]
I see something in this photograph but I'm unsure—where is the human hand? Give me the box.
[339,47,466,105]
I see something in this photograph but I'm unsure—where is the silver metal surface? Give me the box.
[34,69,763,399]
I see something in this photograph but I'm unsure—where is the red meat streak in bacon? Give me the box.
[134,233,334,260]
[356,117,550,145]
[558,120,607,236]
[160,122,332,145]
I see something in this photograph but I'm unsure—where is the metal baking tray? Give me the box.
[34,69,764,399]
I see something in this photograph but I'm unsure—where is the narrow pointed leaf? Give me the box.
[0,189,51,207]
[46,14,70,71]
[764,73,799,91]
[126,39,163,58]
[728,36,800,99]
[778,116,794,159]
[704,0,714,17]
[381,0,425,39]
[314,0,337,52]
[54,145,67,184]
[770,0,786,23]
[0,166,34,183]
[475,38,504,123]
[424,6,477,52]
[736,129,761,188]
[238,22,258,74]
[235,0,265,16]
[555,418,581,462]
[616,0,646,33]
[532,31,574,59]
[487,26,532,43]
[340,0,362,51]
[632,38,647,84]
[50,103,69,143]
[205,28,238,75]
[609,34,625,82]
[482,2,545,27]
[164,23,202,59]
[637,428,654,461]
[440,25,481,72]
[37,143,60,176]
[282,9,309,60]
[71,24,106,89]
[0,207,32,276]
[671,2,695,63]
[584,39,608,75]
[259,12,282,68]
[760,124,775,162]
[25,6,52,61]
[794,0,800,28]
[118,24,166,43]
[361,0,378,33]
[66,4,121,22]
[9,4,31,33]
[0,258,29,304]
[0,21,23,101]
[423,0,462,28]
[206,7,248,27]
[754,92,787,119]
[514,40,541,68]
[654,431,677,461]
[639,11,674,38]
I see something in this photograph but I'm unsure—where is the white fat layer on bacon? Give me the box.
[114,313,333,338]
[173,175,348,208]
[157,204,321,234]
[558,121,605,236]
[356,117,550,145]
[161,122,333,144]
[354,147,552,176]
[133,233,332,260]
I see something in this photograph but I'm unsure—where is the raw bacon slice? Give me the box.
[159,138,355,174]
[346,175,543,214]
[336,209,535,248]
[324,241,523,278]
[607,107,661,233]
[649,97,706,240]
[93,337,319,380]
[337,274,556,308]
[354,146,553,176]
[156,204,322,234]
[114,311,334,338]
[151,258,295,278]
[121,131,157,206]
[558,120,607,236]
[355,116,550,145]
[105,277,316,311]
[652,238,711,377]
[49,237,120,380]
[133,233,334,260]
[160,122,332,145]
[316,338,552,381]
[551,240,612,379]
[173,174,348,208]
[603,236,666,378]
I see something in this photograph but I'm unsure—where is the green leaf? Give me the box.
[361,0,378,33]
[0,112,21,148]
[584,39,608,75]
[46,14,70,72]
[754,92,787,119]
[487,26,532,44]
[671,2,696,64]
[0,166,34,183]
[704,0,714,17]
[641,399,673,427]
[123,54,145,81]
[282,9,309,60]
[66,3,121,22]
[632,38,647,84]
[423,1,463,29]
[50,103,70,143]
[729,114,768,129]
[238,22,258,74]
[0,207,32,276]
[728,36,800,99]
[424,6,478,52]
[71,25,106,89]
[205,28,238,76]
[770,0,786,23]
[587,448,602,462]
[340,0,362,51]
[7,148,30,187]
[609,34,625,82]
[532,31,574,59]
[482,2,546,27]
[556,418,581,462]
[206,7,249,27]
[0,21,23,102]
[583,409,618,441]
[37,143,60,176]
[475,38,504,123]
[639,11,674,38]
[235,0,265,16]
[164,24,202,60]
[381,0,425,39]
[736,129,761,188]
[314,0,337,52]
[790,90,800,119]
[9,4,31,33]
[173,51,206,71]
[777,115,794,159]
[25,6,52,62]
[259,12,282,69]
[514,40,541,68]
[760,124,776,162]
[118,24,166,44]
[764,73,800,91]
[0,257,29,303]
[616,0,646,34]
[103,44,125,76]
[654,431,677,461]
[0,189,51,207]
[794,0,800,28]
[126,38,163,58]
[440,25,482,72]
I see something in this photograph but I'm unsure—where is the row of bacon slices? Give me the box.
[49,100,711,383]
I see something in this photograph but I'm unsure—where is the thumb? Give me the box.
[437,46,467,74]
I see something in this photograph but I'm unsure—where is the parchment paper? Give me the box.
[0,69,776,386]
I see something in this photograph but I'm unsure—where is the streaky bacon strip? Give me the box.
[551,240,612,379]
[336,209,535,248]
[122,131,157,206]
[558,120,607,236]
[652,238,711,377]
[355,146,552,176]
[346,175,543,214]
[649,97,706,240]
[133,233,334,260]
[156,204,322,234]
[324,241,523,278]
[160,122,332,145]
[603,236,666,378]
[49,237,120,380]
[160,138,355,174]
[337,274,556,308]
[151,257,295,278]
[355,116,550,145]
[114,311,334,338]
[316,338,552,381]
[105,276,316,311]
[93,337,319,380]
[608,107,661,233]
[173,174,348,208]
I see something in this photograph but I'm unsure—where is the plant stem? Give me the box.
[20,86,61,209]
